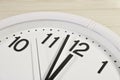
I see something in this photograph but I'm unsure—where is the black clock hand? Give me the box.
[45,35,70,80]
[48,54,73,80]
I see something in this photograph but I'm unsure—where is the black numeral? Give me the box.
[41,33,60,48]
[49,37,60,48]
[41,33,52,44]
[98,61,108,74]
[69,40,80,51]
[8,36,29,52]
[69,40,89,57]
[8,36,21,47]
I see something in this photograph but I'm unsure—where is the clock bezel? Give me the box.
[0,12,120,62]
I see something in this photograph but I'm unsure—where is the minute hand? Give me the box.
[48,54,73,80]
[45,35,70,80]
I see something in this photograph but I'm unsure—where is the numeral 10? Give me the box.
[8,36,29,52]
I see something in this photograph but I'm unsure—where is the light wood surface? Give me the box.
[0,0,120,35]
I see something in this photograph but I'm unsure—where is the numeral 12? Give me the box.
[69,40,89,57]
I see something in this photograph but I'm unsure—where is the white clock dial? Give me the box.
[0,12,120,80]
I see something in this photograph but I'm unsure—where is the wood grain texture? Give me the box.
[0,0,120,35]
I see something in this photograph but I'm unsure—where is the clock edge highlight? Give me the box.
[0,12,120,77]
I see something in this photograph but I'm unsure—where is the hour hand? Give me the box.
[48,54,73,80]
[45,35,70,80]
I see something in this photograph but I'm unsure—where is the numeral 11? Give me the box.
[41,33,60,48]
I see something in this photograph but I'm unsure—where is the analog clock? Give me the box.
[0,12,120,80]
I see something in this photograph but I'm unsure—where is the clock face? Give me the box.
[0,14,120,80]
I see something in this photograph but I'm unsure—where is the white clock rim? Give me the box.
[0,12,120,60]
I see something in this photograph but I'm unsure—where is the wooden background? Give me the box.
[0,0,120,35]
